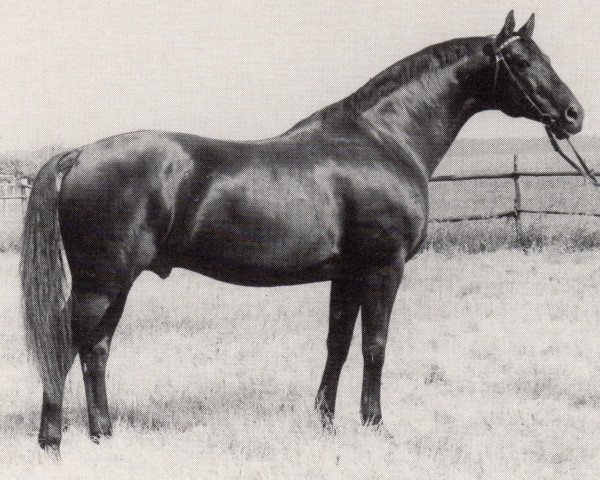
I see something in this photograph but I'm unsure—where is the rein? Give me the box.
[546,127,599,186]
[493,36,599,187]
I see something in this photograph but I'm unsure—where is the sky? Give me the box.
[0,0,598,150]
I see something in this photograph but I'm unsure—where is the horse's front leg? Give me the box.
[360,255,404,429]
[316,277,361,430]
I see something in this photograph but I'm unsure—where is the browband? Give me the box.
[494,35,521,58]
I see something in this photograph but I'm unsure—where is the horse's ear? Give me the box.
[517,13,535,39]
[496,10,516,44]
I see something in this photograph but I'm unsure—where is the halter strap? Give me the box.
[492,36,599,186]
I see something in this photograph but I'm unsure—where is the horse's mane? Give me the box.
[345,36,488,112]
[286,36,488,133]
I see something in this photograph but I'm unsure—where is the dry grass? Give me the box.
[425,218,600,254]
[2,249,600,479]
[0,207,23,253]
[426,160,600,254]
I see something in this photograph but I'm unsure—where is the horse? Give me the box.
[21,11,583,453]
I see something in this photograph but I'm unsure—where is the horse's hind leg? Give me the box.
[39,348,77,452]
[72,288,129,442]
[316,277,361,430]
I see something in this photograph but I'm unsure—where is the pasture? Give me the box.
[427,144,600,253]
[3,247,600,479]
[3,141,600,478]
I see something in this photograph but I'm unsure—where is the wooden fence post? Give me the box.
[20,178,29,214]
[2,182,7,218]
[513,154,524,247]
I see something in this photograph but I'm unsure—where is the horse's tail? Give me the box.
[20,149,80,403]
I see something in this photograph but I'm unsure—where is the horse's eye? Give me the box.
[514,58,531,69]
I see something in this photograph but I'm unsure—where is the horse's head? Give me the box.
[490,11,583,139]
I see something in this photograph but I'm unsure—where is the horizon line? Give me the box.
[0,134,599,154]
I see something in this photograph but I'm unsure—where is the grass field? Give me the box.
[2,249,600,479]
[2,144,600,478]
[426,172,600,253]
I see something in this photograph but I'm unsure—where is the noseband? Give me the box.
[492,36,598,186]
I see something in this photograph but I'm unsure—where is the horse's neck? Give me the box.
[351,48,491,177]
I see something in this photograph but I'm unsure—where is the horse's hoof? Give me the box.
[90,424,113,444]
[39,440,61,460]
[321,420,338,436]
[90,431,112,444]
[373,423,398,446]
[364,421,397,444]
[317,411,337,435]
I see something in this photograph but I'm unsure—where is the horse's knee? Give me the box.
[326,338,352,363]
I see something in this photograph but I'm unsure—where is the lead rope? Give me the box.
[494,36,599,187]
[545,127,592,182]
[565,134,599,186]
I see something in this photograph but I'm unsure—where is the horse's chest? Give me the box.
[346,179,427,258]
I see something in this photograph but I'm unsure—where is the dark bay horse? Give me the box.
[21,11,583,453]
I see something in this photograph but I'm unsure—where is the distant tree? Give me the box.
[0,145,66,179]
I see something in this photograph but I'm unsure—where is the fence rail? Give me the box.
[3,159,600,228]
[430,170,600,182]
[430,155,600,245]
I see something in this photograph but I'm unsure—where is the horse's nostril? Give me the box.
[565,106,579,123]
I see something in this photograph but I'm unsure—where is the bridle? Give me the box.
[492,35,556,127]
[493,36,554,128]
[492,35,599,186]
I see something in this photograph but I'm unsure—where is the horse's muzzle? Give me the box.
[558,102,584,136]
